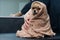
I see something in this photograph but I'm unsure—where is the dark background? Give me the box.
[0,18,24,33]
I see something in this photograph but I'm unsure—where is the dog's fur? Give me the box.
[16,1,56,38]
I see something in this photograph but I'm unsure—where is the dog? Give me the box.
[16,1,56,38]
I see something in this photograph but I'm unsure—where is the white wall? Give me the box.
[0,0,29,16]
[19,0,29,11]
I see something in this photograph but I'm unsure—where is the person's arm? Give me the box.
[10,0,49,16]
[21,2,32,15]
[10,2,32,16]
[21,0,50,14]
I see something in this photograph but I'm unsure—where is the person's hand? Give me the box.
[10,12,22,17]
[23,19,30,30]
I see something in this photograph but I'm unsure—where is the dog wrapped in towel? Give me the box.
[16,1,56,38]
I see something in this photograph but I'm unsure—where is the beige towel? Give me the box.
[16,1,56,38]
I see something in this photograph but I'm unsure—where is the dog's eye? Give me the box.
[37,8,40,10]
[32,7,35,9]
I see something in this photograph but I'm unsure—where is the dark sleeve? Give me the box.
[21,2,32,15]
[31,0,50,6]
[39,0,50,6]
[21,0,50,15]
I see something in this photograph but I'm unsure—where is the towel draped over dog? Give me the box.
[16,1,55,38]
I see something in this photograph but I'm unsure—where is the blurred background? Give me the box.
[0,0,29,16]
[0,0,60,40]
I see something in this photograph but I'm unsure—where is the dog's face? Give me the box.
[31,2,42,15]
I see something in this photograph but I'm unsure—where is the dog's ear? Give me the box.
[41,6,44,14]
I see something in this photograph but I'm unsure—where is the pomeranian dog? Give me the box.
[16,1,56,38]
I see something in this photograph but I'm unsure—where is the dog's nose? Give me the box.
[33,10,37,15]
[34,10,36,13]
